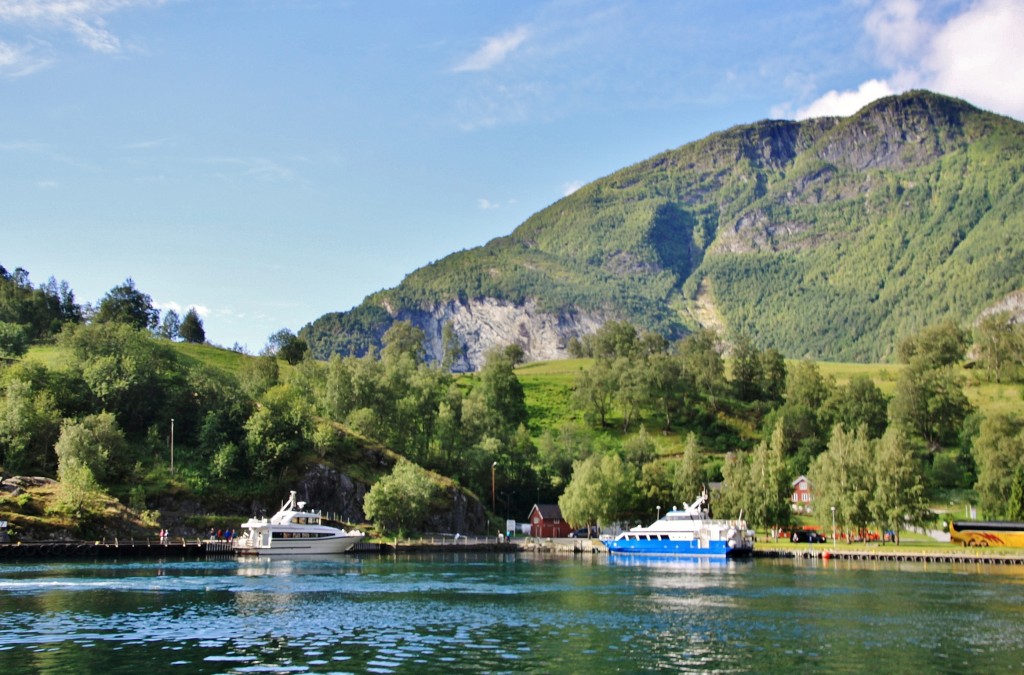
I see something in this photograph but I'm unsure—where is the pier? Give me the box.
[755,547,1024,566]
[0,538,233,560]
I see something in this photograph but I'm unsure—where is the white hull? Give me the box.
[234,534,363,556]
[233,491,364,557]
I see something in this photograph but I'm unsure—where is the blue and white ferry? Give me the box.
[604,491,753,558]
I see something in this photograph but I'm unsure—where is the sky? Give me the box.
[2,0,1022,353]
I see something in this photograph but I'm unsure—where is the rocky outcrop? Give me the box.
[393,297,608,372]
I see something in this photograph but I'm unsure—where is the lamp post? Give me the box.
[656,505,661,522]
[830,506,836,546]
[491,461,497,512]
[170,418,175,476]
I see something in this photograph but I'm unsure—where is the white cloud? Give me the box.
[478,198,500,210]
[924,0,1024,119]
[793,0,1024,121]
[0,0,166,74]
[453,25,530,73]
[796,79,896,119]
[154,301,210,318]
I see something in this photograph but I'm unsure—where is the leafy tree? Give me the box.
[730,334,763,402]
[0,377,61,475]
[158,310,181,341]
[673,432,706,504]
[53,412,127,487]
[559,452,637,528]
[786,360,832,410]
[622,425,656,467]
[0,321,29,358]
[889,361,972,451]
[58,322,178,435]
[440,322,463,371]
[380,321,425,364]
[239,354,280,399]
[179,308,205,344]
[677,327,726,408]
[243,385,314,478]
[268,328,309,365]
[363,459,440,534]
[871,427,928,544]
[974,311,1024,383]
[747,419,792,530]
[760,348,787,404]
[463,347,527,441]
[94,278,159,330]
[809,424,875,538]
[971,413,1024,519]
[824,374,888,439]
[896,319,970,368]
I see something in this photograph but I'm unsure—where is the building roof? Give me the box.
[792,475,811,488]
[530,504,564,520]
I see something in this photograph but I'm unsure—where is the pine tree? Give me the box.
[179,307,205,344]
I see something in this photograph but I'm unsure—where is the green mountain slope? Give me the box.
[303,91,1024,364]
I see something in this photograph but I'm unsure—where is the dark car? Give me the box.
[569,527,599,538]
[790,529,827,543]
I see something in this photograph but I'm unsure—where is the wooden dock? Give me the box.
[755,547,1024,565]
[0,539,234,561]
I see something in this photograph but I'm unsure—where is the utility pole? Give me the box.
[170,418,175,476]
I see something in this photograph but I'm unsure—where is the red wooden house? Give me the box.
[528,504,573,538]
[791,475,813,513]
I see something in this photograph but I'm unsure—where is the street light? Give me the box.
[656,505,661,522]
[491,461,497,512]
[831,506,837,546]
[170,418,175,476]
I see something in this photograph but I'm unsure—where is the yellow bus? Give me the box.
[949,521,1024,547]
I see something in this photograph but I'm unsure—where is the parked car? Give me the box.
[790,529,826,543]
[569,527,599,538]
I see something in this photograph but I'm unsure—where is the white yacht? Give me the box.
[233,491,364,556]
[604,490,753,558]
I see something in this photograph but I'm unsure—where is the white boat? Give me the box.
[604,490,753,558]
[233,491,364,556]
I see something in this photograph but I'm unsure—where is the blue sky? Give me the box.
[2,0,1022,352]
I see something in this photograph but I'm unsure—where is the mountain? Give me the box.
[301,91,1024,369]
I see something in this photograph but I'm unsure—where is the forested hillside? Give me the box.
[303,91,1024,366]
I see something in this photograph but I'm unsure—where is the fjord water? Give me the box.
[2,554,1023,673]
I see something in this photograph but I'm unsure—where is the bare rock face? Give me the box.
[392,298,607,371]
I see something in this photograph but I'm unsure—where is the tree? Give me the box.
[825,374,888,439]
[972,413,1024,519]
[730,334,763,402]
[896,319,970,368]
[809,424,875,538]
[239,354,280,399]
[889,361,972,451]
[53,412,127,487]
[0,377,61,475]
[179,308,205,344]
[380,321,425,364]
[267,328,309,365]
[559,453,637,529]
[363,459,439,534]
[243,385,313,479]
[677,327,726,408]
[673,432,705,504]
[760,348,787,404]
[94,278,159,330]
[158,310,180,341]
[871,427,928,544]
[0,321,29,358]
[747,419,792,530]
[974,311,1024,383]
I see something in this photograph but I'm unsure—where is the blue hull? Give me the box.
[604,538,751,558]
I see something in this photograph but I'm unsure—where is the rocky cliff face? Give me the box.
[392,298,608,372]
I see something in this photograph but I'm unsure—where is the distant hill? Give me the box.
[302,91,1024,369]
